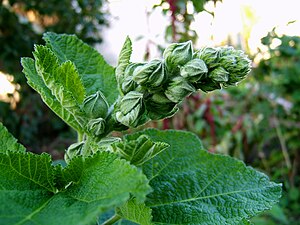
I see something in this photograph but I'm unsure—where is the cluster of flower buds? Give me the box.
[114,39,251,128]
[81,90,109,137]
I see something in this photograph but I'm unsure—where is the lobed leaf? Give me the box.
[43,32,118,105]
[128,129,282,225]
[0,150,151,225]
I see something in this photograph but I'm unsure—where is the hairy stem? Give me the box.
[101,214,121,225]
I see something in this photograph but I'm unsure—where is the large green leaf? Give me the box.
[129,129,282,225]
[0,151,151,225]
[0,122,25,153]
[43,32,118,105]
[21,57,83,132]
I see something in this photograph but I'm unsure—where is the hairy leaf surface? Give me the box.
[21,57,83,132]
[43,32,118,105]
[0,151,151,225]
[117,199,153,225]
[0,122,25,153]
[128,129,282,225]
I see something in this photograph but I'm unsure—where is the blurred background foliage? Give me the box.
[0,0,299,224]
[0,0,108,156]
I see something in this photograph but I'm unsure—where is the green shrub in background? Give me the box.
[0,33,281,225]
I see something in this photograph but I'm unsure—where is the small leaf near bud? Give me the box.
[115,91,145,127]
[64,141,85,164]
[82,91,109,119]
[87,118,106,136]
[133,59,166,89]
[180,58,208,82]
[163,41,193,72]
[209,67,229,83]
[165,77,196,103]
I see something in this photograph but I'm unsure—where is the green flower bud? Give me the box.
[165,77,196,103]
[218,46,251,86]
[64,141,84,164]
[115,91,145,127]
[194,79,222,92]
[163,41,193,72]
[145,93,178,120]
[121,63,144,94]
[209,67,229,83]
[82,91,109,119]
[87,118,106,136]
[180,58,208,82]
[195,47,220,69]
[133,59,166,89]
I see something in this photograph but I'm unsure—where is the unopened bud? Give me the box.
[163,41,193,72]
[165,77,195,103]
[82,91,109,119]
[133,59,166,89]
[180,58,208,82]
[195,47,220,69]
[209,67,229,83]
[64,141,84,164]
[87,118,106,136]
[115,91,145,127]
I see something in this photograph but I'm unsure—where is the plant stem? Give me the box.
[101,214,121,225]
[274,117,291,169]
[77,132,84,142]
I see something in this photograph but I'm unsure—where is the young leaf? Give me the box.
[0,122,25,153]
[21,58,83,132]
[33,45,87,126]
[117,198,153,225]
[129,129,282,224]
[43,32,118,105]
[0,150,151,225]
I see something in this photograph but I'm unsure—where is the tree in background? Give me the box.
[0,0,109,154]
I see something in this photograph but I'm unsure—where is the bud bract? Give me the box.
[133,59,166,89]
[163,41,193,72]
[145,93,178,120]
[165,77,196,103]
[180,58,208,82]
[209,67,229,83]
[82,91,109,119]
[87,118,106,136]
[64,141,85,164]
[115,91,145,127]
